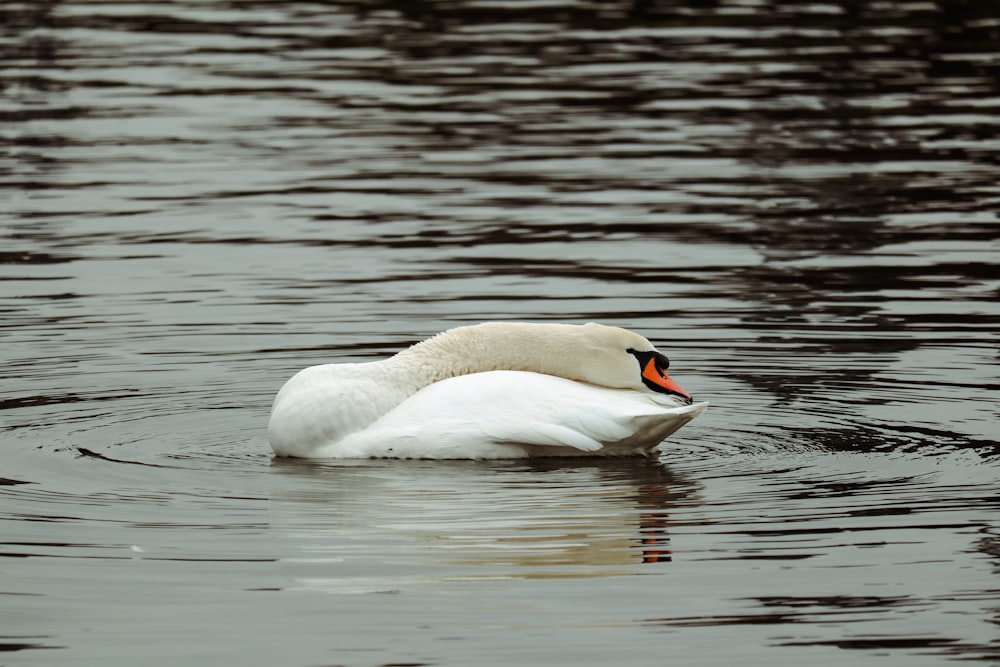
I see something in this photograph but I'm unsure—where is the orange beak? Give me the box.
[641,357,692,403]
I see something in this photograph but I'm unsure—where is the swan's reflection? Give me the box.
[267,457,700,588]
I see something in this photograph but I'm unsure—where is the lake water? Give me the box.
[2,0,999,665]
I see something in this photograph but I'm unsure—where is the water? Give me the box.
[2,0,999,664]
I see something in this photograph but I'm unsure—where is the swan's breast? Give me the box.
[268,362,407,457]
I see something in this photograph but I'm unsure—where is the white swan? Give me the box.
[268,322,707,459]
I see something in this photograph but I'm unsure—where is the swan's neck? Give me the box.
[391,322,577,388]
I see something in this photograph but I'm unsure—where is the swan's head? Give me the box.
[559,322,693,404]
[415,322,694,404]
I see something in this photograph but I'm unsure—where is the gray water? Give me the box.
[2,0,999,665]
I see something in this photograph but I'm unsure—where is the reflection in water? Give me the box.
[268,458,694,578]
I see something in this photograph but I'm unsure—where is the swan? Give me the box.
[268,322,707,459]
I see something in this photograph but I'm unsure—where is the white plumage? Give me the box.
[268,322,707,459]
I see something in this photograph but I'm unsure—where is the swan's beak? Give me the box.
[641,357,693,404]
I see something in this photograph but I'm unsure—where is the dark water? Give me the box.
[2,0,999,665]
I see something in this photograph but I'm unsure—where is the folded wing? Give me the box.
[327,370,707,459]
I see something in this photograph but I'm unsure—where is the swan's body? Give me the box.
[268,322,707,459]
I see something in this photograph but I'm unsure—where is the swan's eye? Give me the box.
[626,347,636,355]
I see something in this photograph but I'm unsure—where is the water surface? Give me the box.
[2,1,999,665]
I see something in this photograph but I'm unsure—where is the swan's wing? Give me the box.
[333,370,703,458]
